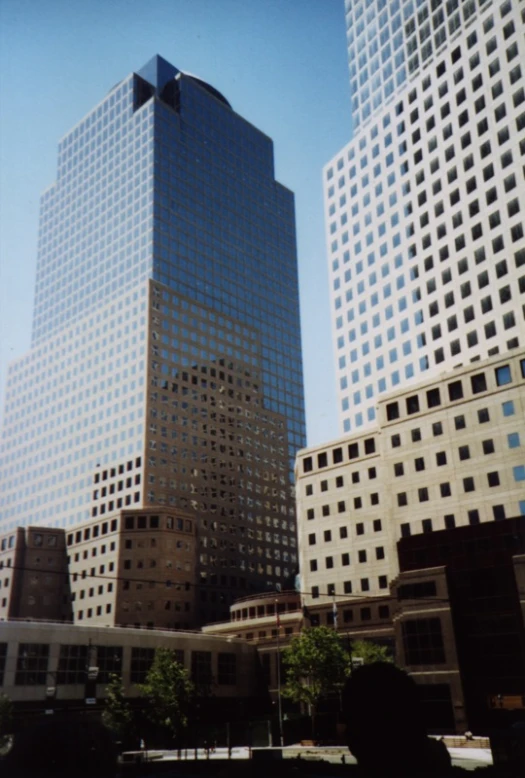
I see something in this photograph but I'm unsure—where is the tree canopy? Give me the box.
[101,674,134,743]
[282,626,351,710]
[351,639,393,665]
[139,648,194,740]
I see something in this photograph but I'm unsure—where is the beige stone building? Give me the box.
[66,507,196,631]
[0,526,70,622]
[297,350,525,607]
[0,619,261,714]
[202,589,394,698]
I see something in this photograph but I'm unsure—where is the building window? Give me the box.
[418,488,429,503]
[459,445,470,461]
[191,651,213,687]
[218,653,237,685]
[402,618,445,665]
[471,373,487,393]
[508,433,520,449]
[440,483,451,497]
[513,466,525,482]
[487,471,500,487]
[348,443,359,459]
[56,645,89,685]
[448,380,463,401]
[478,408,490,423]
[401,523,411,538]
[406,395,420,414]
[415,457,425,472]
[493,505,506,521]
[364,438,376,454]
[397,492,408,507]
[495,365,512,386]
[15,643,50,685]
[444,514,455,529]
[333,447,343,464]
[386,402,400,421]
[97,646,123,684]
[454,415,466,431]
[130,647,157,684]
[483,439,495,455]
[422,519,433,533]
[318,452,328,469]
[468,509,480,525]
[426,388,441,408]
[463,477,475,493]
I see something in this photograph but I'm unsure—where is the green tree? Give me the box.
[282,627,351,735]
[351,639,393,666]
[139,648,194,742]
[0,693,14,751]
[101,674,134,744]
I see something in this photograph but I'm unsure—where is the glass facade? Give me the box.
[0,56,305,621]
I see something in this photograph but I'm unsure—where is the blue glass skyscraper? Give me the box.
[0,56,306,623]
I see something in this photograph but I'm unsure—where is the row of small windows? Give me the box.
[67,519,119,545]
[311,575,388,598]
[306,492,380,519]
[399,501,522,536]
[308,519,383,545]
[10,642,236,687]
[93,459,141,483]
[309,545,385,571]
[386,360,525,422]
[302,437,376,473]
[396,470,524,504]
[393,433,522,474]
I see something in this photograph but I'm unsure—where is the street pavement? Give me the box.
[134,744,493,772]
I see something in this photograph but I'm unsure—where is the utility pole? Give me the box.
[275,599,284,747]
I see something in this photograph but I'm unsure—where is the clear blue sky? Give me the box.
[0,0,351,446]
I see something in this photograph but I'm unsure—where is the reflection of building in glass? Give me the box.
[329,1,525,434]
[0,56,305,624]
